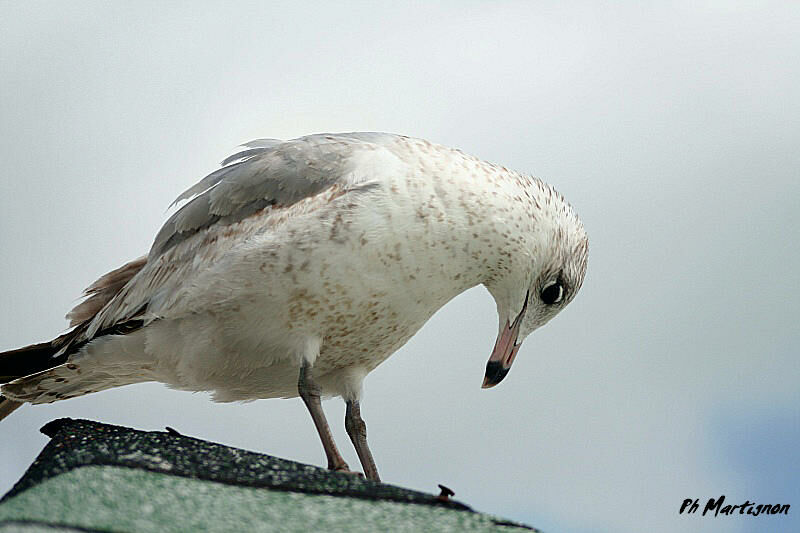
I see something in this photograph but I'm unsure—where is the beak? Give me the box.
[482,291,529,389]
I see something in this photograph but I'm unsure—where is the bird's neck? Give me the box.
[380,148,541,299]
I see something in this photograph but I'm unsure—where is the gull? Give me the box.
[0,133,588,481]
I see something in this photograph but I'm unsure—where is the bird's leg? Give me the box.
[298,361,350,473]
[345,399,380,482]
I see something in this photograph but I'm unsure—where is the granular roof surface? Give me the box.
[0,419,537,532]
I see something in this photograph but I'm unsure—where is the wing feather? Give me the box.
[66,133,401,348]
[153,134,389,257]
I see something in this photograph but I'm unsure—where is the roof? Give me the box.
[0,419,537,532]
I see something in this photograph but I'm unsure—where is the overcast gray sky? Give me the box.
[1,2,798,532]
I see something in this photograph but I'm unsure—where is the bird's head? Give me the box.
[482,187,588,388]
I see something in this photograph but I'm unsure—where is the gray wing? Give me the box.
[151,134,395,257]
[74,132,400,342]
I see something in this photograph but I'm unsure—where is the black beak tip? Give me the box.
[482,361,510,388]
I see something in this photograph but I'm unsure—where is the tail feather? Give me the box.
[0,341,65,383]
[0,396,23,421]
[1,341,63,420]
[1,256,151,418]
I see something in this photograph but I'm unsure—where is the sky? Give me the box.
[1,2,798,532]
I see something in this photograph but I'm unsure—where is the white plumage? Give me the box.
[1,132,588,481]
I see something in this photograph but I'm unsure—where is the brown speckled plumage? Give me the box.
[1,132,588,480]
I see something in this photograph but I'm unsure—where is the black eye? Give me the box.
[540,282,564,305]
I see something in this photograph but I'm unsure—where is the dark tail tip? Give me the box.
[0,341,62,383]
[0,396,23,421]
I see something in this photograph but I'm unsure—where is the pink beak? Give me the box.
[482,291,529,388]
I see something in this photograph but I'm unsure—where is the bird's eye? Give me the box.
[540,282,564,305]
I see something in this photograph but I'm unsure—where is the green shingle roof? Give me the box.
[0,419,537,532]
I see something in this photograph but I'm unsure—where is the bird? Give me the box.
[0,132,588,482]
